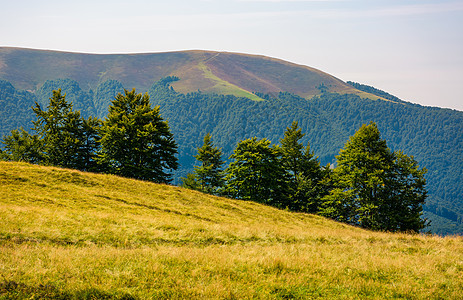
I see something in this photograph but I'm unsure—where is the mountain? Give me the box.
[1,161,463,299]
[0,47,462,235]
[0,47,382,101]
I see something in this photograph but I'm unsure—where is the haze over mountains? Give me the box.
[0,47,462,235]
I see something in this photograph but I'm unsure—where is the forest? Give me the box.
[0,77,462,235]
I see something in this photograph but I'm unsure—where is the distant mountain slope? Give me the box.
[0,80,36,133]
[0,47,376,100]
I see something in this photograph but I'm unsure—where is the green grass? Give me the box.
[196,61,263,101]
[1,161,463,299]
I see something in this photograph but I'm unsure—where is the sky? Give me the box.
[2,0,463,111]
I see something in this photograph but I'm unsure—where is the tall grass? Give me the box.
[1,162,462,299]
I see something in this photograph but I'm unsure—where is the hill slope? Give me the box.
[1,162,463,299]
[147,83,463,235]
[0,47,376,100]
[0,48,462,236]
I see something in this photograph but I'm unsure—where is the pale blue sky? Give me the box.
[2,0,463,110]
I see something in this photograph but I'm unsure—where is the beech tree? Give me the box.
[320,122,428,232]
[224,137,287,207]
[382,150,428,231]
[98,89,178,183]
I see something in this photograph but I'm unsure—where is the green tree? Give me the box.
[382,151,428,231]
[224,137,287,207]
[180,173,201,191]
[79,116,101,172]
[0,128,42,163]
[181,133,224,194]
[98,89,178,183]
[280,121,325,212]
[320,122,428,232]
[32,89,87,169]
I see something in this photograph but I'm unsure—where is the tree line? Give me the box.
[1,87,428,232]
[182,121,428,232]
[0,88,178,184]
[147,79,462,235]
[2,77,461,235]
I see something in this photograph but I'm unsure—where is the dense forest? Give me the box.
[0,77,462,235]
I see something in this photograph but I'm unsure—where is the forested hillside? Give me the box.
[0,77,462,235]
[0,80,36,135]
[148,80,463,234]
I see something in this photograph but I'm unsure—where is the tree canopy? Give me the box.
[181,133,225,195]
[224,137,288,208]
[98,89,178,183]
[0,128,42,163]
[320,122,428,232]
[1,89,100,171]
[280,121,326,212]
[32,89,91,169]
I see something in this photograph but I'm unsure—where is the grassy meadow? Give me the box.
[1,161,463,299]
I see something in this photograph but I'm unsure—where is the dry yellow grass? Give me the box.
[1,161,462,299]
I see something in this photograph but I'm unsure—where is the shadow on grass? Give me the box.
[0,280,136,300]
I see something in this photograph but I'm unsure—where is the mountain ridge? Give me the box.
[0,47,384,101]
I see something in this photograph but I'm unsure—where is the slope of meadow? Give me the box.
[1,162,463,299]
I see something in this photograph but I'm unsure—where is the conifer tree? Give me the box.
[98,89,178,183]
[0,128,42,163]
[180,173,201,191]
[32,89,87,169]
[181,133,224,194]
[79,116,101,172]
[2,89,100,170]
[280,121,325,212]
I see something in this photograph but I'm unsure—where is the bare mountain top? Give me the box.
[0,47,376,100]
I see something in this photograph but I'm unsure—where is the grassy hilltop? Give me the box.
[0,47,376,101]
[1,162,463,299]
